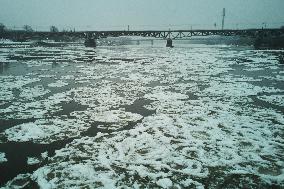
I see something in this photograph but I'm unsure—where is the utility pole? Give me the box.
[222,8,225,30]
[127,25,129,31]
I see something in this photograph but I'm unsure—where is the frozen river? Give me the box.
[0,43,283,188]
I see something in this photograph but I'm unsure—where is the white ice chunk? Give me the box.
[0,152,7,163]
[156,178,173,188]
[27,157,41,165]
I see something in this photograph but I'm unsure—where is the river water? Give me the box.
[0,42,283,188]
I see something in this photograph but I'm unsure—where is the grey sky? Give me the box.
[0,0,284,31]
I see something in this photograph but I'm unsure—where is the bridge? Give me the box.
[1,28,284,47]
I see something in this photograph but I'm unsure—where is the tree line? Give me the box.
[0,23,75,33]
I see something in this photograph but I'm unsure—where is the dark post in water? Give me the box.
[166,38,173,47]
[84,33,97,47]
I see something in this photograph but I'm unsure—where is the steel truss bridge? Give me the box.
[1,29,284,39]
[89,29,284,39]
[1,28,284,47]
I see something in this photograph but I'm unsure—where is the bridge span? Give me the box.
[1,28,284,47]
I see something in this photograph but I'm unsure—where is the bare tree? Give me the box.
[23,25,33,32]
[0,23,6,32]
[50,26,59,32]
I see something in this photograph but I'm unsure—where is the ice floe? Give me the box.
[0,152,7,163]
[0,91,72,119]
[258,94,284,107]
[1,45,283,188]
[19,85,50,100]
[27,157,41,165]
[4,174,32,189]
[4,117,89,144]
[0,75,40,90]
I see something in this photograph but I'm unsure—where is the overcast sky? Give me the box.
[0,0,284,31]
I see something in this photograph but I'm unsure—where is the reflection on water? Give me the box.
[0,43,283,188]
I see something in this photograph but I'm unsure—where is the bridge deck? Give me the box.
[1,29,284,40]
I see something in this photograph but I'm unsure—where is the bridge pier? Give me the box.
[166,38,173,47]
[84,38,97,47]
[254,36,263,49]
[84,33,97,47]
